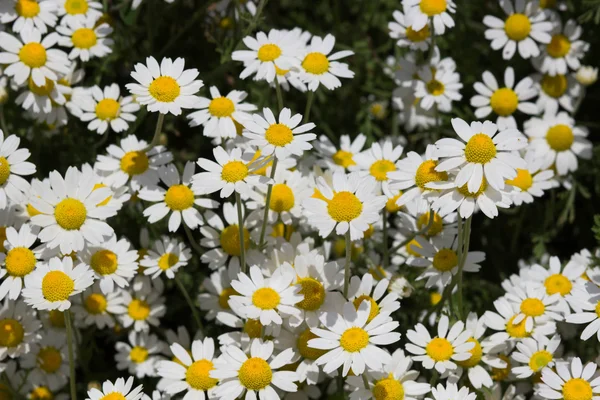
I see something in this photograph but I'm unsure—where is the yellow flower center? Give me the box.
[28,77,54,97]
[465,133,497,164]
[417,211,444,237]
[546,124,574,151]
[528,350,553,372]
[386,193,402,213]
[596,301,600,318]
[265,123,294,147]
[165,184,195,211]
[457,179,488,197]
[506,314,530,338]
[186,359,218,390]
[221,161,248,183]
[54,198,87,230]
[457,338,483,368]
[332,150,356,168]
[547,34,571,58]
[91,249,118,275]
[432,248,458,272]
[563,378,593,400]
[5,247,36,277]
[504,13,531,41]
[425,337,453,361]
[520,297,545,317]
[127,299,150,320]
[506,169,533,191]
[430,292,442,306]
[120,151,149,176]
[27,203,41,217]
[84,293,107,314]
[38,346,62,373]
[340,327,370,352]
[220,224,249,257]
[544,273,572,296]
[208,97,235,117]
[541,74,568,98]
[95,99,120,120]
[71,28,97,49]
[406,25,430,42]
[239,357,272,391]
[218,287,238,309]
[352,295,380,323]
[426,79,445,96]
[0,319,24,347]
[30,386,53,400]
[41,271,74,302]
[373,374,405,400]
[257,44,281,62]
[92,183,112,207]
[100,394,126,400]
[64,0,88,15]
[419,0,447,16]
[275,65,289,76]
[490,88,519,116]
[252,287,280,310]
[158,252,179,271]
[406,239,422,257]
[492,355,511,381]
[327,191,363,222]
[270,222,294,240]
[19,42,47,68]
[415,160,448,190]
[15,0,41,18]
[296,328,327,360]
[370,160,396,181]
[148,76,180,103]
[296,277,326,311]
[243,319,263,338]
[48,310,65,328]
[302,52,329,75]
[129,346,148,363]
[269,183,294,212]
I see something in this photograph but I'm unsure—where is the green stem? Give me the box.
[174,275,204,336]
[183,223,204,256]
[258,158,278,248]
[65,311,77,400]
[93,129,110,150]
[362,373,370,389]
[337,368,345,397]
[343,230,352,298]
[0,106,9,135]
[302,91,314,124]
[235,192,246,273]
[143,113,165,152]
[275,79,284,112]
[389,209,435,255]
[428,18,436,62]
[383,208,389,268]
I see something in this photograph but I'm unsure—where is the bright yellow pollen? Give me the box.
[406,239,422,257]
[544,274,572,296]
[406,25,430,42]
[458,179,488,197]
[233,118,244,135]
[492,355,511,381]
[30,386,53,400]
[417,211,444,237]
[546,124,574,151]
[370,160,396,181]
[19,42,47,68]
[353,295,380,323]
[218,287,238,309]
[90,249,118,275]
[5,247,36,277]
[426,79,445,96]
[363,224,375,239]
[120,151,149,176]
[386,193,402,213]
[457,338,483,368]
[0,319,24,347]
[373,374,405,400]
[71,28,97,49]
[208,97,235,118]
[425,337,453,361]
[100,393,126,400]
[129,346,148,363]
[41,271,74,302]
[269,183,294,212]
[596,301,600,318]
[84,293,107,314]
[506,169,533,191]
[265,123,294,147]
[158,252,179,271]
[340,327,369,352]
[95,99,120,120]
[28,77,54,97]
[221,161,248,183]
[38,346,62,373]
[270,221,294,241]
[243,319,263,339]
[302,52,329,75]
[252,287,280,310]
[164,185,195,211]
[128,299,150,320]
[27,203,41,217]
[490,88,519,116]
[430,292,442,306]
[64,0,88,15]
[220,224,249,257]
[296,277,325,311]
[275,65,289,76]
[257,44,281,62]
[332,150,355,168]
[521,298,545,317]
[415,160,448,190]
[297,328,327,360]
[327,191,363,222]
[92,183,112,207]
[48,310,65,328]
[528,350,553,372]
[547,34,571,58]
[465,134,497,164]
[506,315,530,338]
[419,0,447,16]
[504,13,532,41]
[432,248,458,272]
[239,357,272,390]
[15,0,41,18]
[186,359,218,390]
[541,74,568,98]
[148,76,180,103]
[563,378,593,400]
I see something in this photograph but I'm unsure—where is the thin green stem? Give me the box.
[389,209,435,255]
[143,113,165,152]
[93,129,110,150]
[183,223,204,256]
[343,230,352,298]
[0,106,9,135]
[65,311,77,400]
[275,79,284,112]
[302,91,314,124]
[383,208,389,268]
[430,370,439,386]
[362,373,370,389]
[258,158,278,248]
[235,192,246,273]
[174,275,204,336]
[337,368,345,397]
[428,18,436,62]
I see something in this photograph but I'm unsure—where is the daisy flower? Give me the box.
[435,118,527,193]
[229,265,302,326]
[566,286,600,341]
[354,139,404,193]
[389,10,431,51]
[94,134,173,191]
[187,86,256,141]
[532,70,581,114]
[504,284,564,331]
[52,0,102,25]
[0,224,42,301]
[15,73,67,115]
[120,286,166,332]
[84,377,144,400]
[71,282,126,329]
[403,0,456,35]
[414,63,463,112]
[406,314,475,373]
[81,163,131,213]
[538,358,600,400]
[116,330,164,379]
[0,28,69,86]
[22,256,94,311]
[139,236,191,279]
[505,153,558,206]
[243,107,316,160]
[0,131,35,210]
[347,273,400,323]
[302,172,386,241]
[428,383,476,400]
[575,65,598,86]
[77,83,140,134]
[483,0,552,60]
[0,300,41,360]
[299,34,354,91]
[232,29,303,82]
[470,67,538,130]
[529,256,586,310]
[19,332,68,390]
[0,0,58,34]
[198,265,242,328]
[313,133,367,173]
[511,334,560,378]
[78,234,139,294]
[536,19,589,76]
[212,339,298,399]
[56,14,112,61]
[126,56,203,115]
[309,300,401,375]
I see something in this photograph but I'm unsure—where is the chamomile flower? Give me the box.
[536,19,589,76]
[198,265,242,328]
[126,56,203,115]
[505,285,564,334]
[511,334,560,378]
[406,314,475,373]
[243,107,316,160]
[347,273,400,323]
[116,331,164,379]
[22,256,94,311]
[389,10,431,51]
[299,34,354,91]
[302,172,386,241]
[71,283,126,328]
[140,236,190,279]
[0,28,69,86]
[532,70,581,114]
[538,358,600,400]
[0,299,41,360]
[428,383,476,400]
[506,153,558,206]
[120,286,166,332]
[403,0,456,35]
[0,0,58,34]
[575,65,598,86]
[313,133,366,173]
[483,0,552,60]
[354,140,404,193]
[529,256,586,310]
[414,64,463,112]
[56,14,112,61]
[19,332,68,390]
[470,67,538,130]
[15,73,67,114]
[0,224,42,301]
[85,377,144,400]
[77,84,140,134]
[566,287,600,341]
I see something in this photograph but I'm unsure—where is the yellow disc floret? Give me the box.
[370,160,396,181]
[257,44,281,62]
[546,124,574,151]
[148,76,180,103]
[5,247,36,277]
[120,151,149,176]
[84,293,107,314]
[208,97,235,118]
[64,0,88,15]
[29,386,53,400]
[528,350,553,372]
[186,359,218,390]
[71,28,97,49]
[19,42,46,68]
[164,185,195,211]
[302,52,329,75]
[220,224,249,256]
[265,123,294,147]
[41,271,74,302]
[541,74,568,98]
[352,295,380,323]
[238,357,273,390]
[0,319,24,347]
[504,13,532,41]
[28,77,54,97]
[95,99,120,120]
[419,0,447,16]
[129,346,148,364]
[296,277,326,311]
[417,211,444,237]
[127,299,150,320]
[465,134,497,164]
[340,327,369,352]
[490,88,519,117]
[520,298,545,317]
[506,314,529,338]
[432,248,458,272]
[252,288,280,310]
[327,191,362,222]
[269,184,295,212]
[426,79,445,96]
[563,378,593,400]
[90,249,118,275]
[544,273,572,296]
[332,150,356,168]
[296,328,327,360]
[425,337,453,361]
[373,374,405,400]
[415,160,448,189]
[16,0,41,18]
[406,25,430,42]
[506,169,533,191]
[456,338,482,368]
[38,346,62,373]
[547,34,571,58]
[218,287,238,310]
[158,253,179,271]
